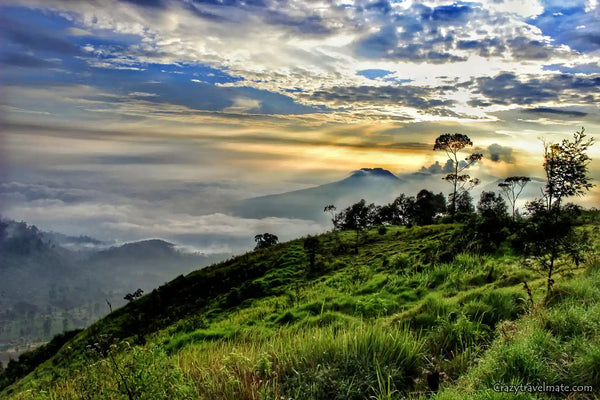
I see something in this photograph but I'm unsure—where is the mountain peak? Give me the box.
[349,168,399,180]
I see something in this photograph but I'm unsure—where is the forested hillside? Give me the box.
[1,208,598,398]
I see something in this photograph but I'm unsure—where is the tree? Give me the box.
[543,127,594,211]
[520,201,590,296]
[303,236,320,272]
[414,190,446,225]
[498,176,531,219]
[477,191,508,220]
[433,133,483,217]
[466,191,510,252]
[254,233,279,250]
[454,190,475,214]
[124,288,143,302]
[334,199,374,254]
[382,194,416,226]
[520,128,594,297]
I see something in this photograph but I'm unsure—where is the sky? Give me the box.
[0,0,599,253]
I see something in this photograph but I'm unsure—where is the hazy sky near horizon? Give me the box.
[1,0,599,253]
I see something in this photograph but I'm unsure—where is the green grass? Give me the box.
[2,222,599,399]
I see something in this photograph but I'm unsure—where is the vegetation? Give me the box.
[1,209,597,399]
[433,133,483,218]
[254,233,279,250]
[520,128,595,296]
[1,127,597,399]
[0,221,218,348]
[542,127,594,211]
[498,176,531,219]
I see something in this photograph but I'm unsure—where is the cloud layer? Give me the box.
[1,0,599,250]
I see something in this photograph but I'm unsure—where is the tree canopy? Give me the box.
[433,133,483,217]
[543,127,594,210]
[254,233,279,249]
[498,176,531,219]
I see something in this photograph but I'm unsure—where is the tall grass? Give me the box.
[179,324,424,400]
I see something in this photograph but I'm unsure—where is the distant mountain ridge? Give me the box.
[346,167,400,180]
[236,167,547,222]
[235,167,405,220]
[0,218,228,348]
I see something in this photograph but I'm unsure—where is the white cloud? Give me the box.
[10,0,592,120]
[487,0,544,18]
[223,97,262,113]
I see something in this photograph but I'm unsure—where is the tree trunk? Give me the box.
[451,154,458,218]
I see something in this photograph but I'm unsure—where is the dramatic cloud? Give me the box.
[524,107,588,118]
[1,0,599,248]
[418,160,455,174]
[488,143,516,163]
[469,73,600,106]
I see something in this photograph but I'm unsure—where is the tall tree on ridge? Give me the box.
[433,133,483,218]
[254,233,279,249]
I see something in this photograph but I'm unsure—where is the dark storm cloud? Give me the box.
[525,107,588,118]
[181,0,334,33]
[264,11,332,35]
[304,85,455,109]
[468,72,600,106]
[353,3,553,64]
[356,24,465,63]
[488,143,515,163]
[506,37,551,60]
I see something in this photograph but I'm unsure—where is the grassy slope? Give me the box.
[2,223,599,399]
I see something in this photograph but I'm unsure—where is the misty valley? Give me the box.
[0,219,228,365]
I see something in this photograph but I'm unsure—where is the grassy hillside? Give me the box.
[2,220,599,399]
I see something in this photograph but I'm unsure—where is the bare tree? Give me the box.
[498,176,531,219]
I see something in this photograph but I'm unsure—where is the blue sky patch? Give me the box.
[358,69,393,80]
